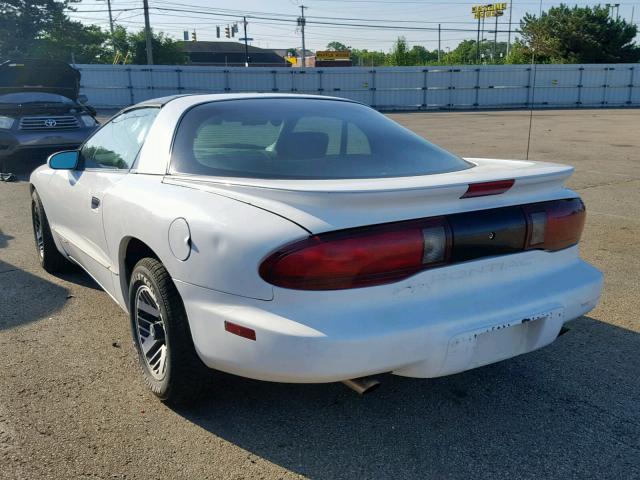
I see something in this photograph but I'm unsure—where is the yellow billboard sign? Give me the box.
[472,3,507,19]
[316,50,351,61]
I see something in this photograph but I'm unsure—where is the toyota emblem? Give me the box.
[44,119,57,128]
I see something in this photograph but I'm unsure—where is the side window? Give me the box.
[81,108,159,170]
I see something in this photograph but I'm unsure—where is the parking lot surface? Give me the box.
[1,109,639,480]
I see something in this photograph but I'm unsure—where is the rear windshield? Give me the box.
[170,98,471,179]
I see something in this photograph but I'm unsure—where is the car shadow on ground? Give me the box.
[0,259,69,331]
[175,316,640,479]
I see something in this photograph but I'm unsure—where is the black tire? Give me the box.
[31,189,70,273]
[128,257,208,405]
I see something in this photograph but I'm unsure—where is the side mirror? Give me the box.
[77,94,88,104]
[48,150,79,170]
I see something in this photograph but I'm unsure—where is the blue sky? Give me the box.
[69,0,639,52]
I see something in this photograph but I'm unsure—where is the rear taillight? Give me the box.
[259,218,451,290]
[524,198,585,251]
[260,198,586,291]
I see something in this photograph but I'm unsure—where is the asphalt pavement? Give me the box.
[1,108,639,479]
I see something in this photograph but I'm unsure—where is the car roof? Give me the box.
[128,92,357,111]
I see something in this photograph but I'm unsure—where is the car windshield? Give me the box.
[0,92,74,104]
[170,98,471,180]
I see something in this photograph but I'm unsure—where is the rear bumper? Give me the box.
[176,247,603,383]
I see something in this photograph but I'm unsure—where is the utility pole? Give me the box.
[438,24,441,63]
[476,15,481,63]
[142,0,154,65]
[493,14,498,62]
[106,0,114,37]
[243,17,250,67]
[480,15,485,63]
[298,5,307,68]
[506,0,513,57]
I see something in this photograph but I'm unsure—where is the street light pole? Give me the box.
[143,0,154,65]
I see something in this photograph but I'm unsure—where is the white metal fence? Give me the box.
[76,63,640,110]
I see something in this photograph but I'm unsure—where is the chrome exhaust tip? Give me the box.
[341,377,381,395]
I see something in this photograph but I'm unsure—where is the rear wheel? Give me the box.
[31,190,70,273]
[129,257,208,404]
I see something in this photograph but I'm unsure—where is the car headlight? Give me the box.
[0,116,15,129]
[80,115,97,127]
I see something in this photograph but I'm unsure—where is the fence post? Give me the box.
[448,68,454,111]
[602,66,610,105]
[271,70,278,92]
[526,67,533,108]
[474,67,481,108]
[317,69,323,95]
[628,66,635,106]
[370,69,376,108]
[576,66,584,106]
[126,67,134,105]
[176,68,182,94]
[224,70,230,92]
[422,69,428,109]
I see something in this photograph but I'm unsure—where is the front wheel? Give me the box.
[129,257,208,404]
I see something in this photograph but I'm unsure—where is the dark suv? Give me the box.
[0,59,99,174]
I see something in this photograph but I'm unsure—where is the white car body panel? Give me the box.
[30,93,603,384]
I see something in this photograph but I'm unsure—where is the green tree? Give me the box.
[351,48,387,66]
[107,27,188,65]
[517,4,640,63]
[128,30,187,65]
[408,45,438,65]
[0,0,76,58]
[31,14,108,63]
[326,41,350,51]
[386,37,412,66]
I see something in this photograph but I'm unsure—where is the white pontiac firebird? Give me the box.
[30,94,603,403]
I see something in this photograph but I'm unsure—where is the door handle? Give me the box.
[91,196,100,209]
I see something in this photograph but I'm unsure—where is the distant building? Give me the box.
[180,41,290,67]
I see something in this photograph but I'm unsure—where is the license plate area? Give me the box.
[445,307,565,372]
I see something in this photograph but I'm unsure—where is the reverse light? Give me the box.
[524,198,585,251]
[260,218,451,290]
[0,116,15,129]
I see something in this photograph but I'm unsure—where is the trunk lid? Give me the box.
[163,158,576,233]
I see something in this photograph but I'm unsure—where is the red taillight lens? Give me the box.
[260,198,585,291]
[461,179,515,198]
[259,219,450,290]
[524,198,585,251]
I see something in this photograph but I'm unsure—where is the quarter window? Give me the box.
[81,107,159,170]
